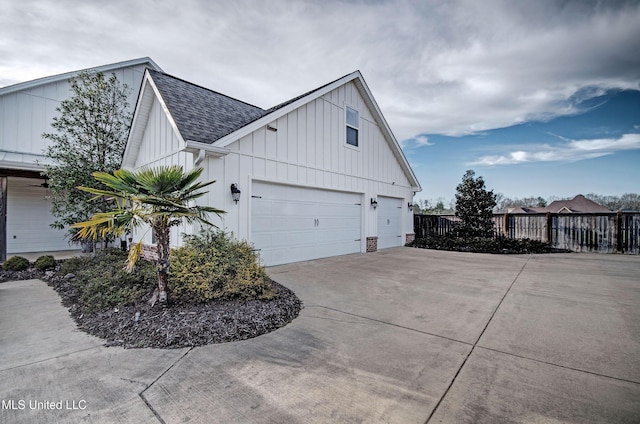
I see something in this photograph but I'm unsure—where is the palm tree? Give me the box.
[72,165,224,304]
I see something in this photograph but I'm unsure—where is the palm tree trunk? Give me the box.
[155,225,171,303]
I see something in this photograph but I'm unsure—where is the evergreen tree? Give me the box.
[455,170,497,237]
[43,71,131,246]
[536,196,547,207]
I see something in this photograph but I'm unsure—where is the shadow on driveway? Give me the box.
[1,248,639,423]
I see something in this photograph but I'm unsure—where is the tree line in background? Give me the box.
[414,192,640,214]
[410,170,640,254]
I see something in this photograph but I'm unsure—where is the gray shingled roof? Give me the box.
[509,195,612,214]
[148,70,268,144]
[265,73,349,114]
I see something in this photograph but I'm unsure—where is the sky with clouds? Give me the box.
[2,0,639,202]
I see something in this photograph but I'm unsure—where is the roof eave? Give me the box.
[0,161,46,172]
[0,57,163,96]
[0,149,55,172]
[122,70,187,169]
[212,71,422,192]
[184,140,231,158]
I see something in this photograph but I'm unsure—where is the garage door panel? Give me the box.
[251,182,362,266]
[317,217,360,232]
[253,228,317,248]
[268,244,320,266]
[313,239,361,255]
[260,200,312,217]
[316,215,355,228]
[316,203,358,215]
[316,226,360,243]
[7,177,71,253]
[252,215,312,232]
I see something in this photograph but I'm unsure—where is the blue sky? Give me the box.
[2,1,639,204]
[404,89,640,202]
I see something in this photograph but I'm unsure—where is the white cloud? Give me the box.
[470,133,640,166]
[413,135,433,146]
[400,134,434,151]
[1,0,639,140]
[569,133,640,151]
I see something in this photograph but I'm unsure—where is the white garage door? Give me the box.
[377,196,403,249]
[7,177,71,253]
[251,181,362,266]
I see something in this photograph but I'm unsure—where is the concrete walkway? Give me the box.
[1,248,639,423]
[6,249,83,262]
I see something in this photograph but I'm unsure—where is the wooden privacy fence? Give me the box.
[414,212,640,254]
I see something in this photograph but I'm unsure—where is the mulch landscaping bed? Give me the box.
[0,268,48,283]
[1,268,302,349]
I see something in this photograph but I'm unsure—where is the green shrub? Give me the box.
[58,249,157,314]
[3,256,30,271]
[34,255,57,271]
[408,235,562,254]
[170,230,277,303]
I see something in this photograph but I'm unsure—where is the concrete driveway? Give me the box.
[1,248,639,423]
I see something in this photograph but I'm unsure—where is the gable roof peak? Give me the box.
[265,70,361,114]
[129,68,421,191]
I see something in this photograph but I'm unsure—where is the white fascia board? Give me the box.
[122,74,153,168]
[145,73,187,148]
[0,150,53,171]
[213,72,362,149]
[0,162,44,172]
[122,70,187,168]
[184,140,231,158]
[0,57,162,96]
[353,76,422,192]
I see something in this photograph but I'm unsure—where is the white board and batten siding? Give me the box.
[0,59,161,256]
[203,80,413,264]
[0,61,152,161]
[129,94,196,247]
[129,74,417,265]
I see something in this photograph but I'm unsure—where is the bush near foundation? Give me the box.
[34,255,57,271]
[169,230,277,303]
[3,256,30,271]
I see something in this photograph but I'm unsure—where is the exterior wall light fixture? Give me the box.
[230,183,241,203]
[370,198,378,209]
[408,202,414,212]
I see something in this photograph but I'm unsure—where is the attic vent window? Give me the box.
[346,106,359,147]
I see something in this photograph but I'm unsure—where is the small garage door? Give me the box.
[377,196,403,249]
[251,181,362,266]
[7,177,71,253]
